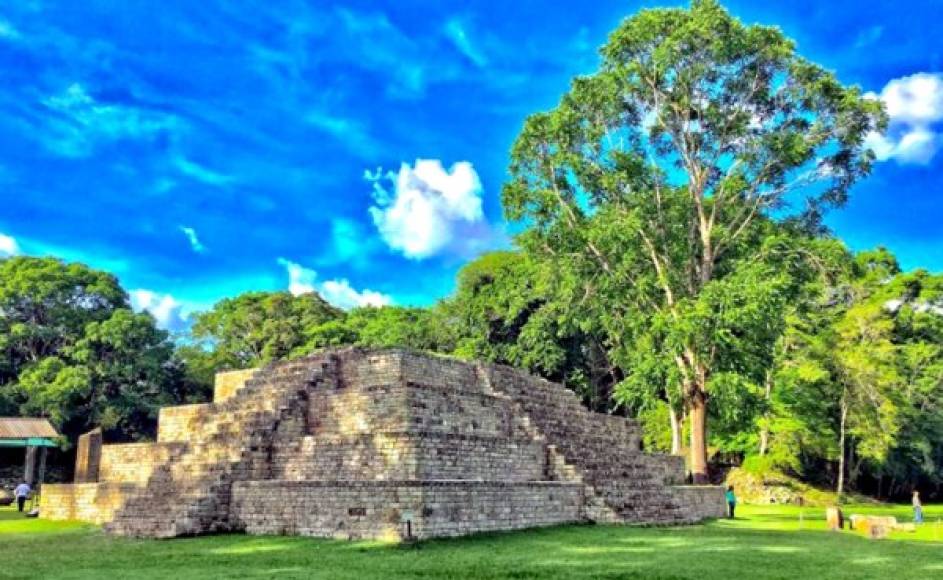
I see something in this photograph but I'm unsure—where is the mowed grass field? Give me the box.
[1,504,941,579]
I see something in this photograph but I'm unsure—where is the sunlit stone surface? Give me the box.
[42,348,725,539]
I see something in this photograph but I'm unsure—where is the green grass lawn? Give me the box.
[1,504,941,579]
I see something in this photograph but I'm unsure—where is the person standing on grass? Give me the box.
[913,490,923,524]
[726,486,737,519]
[14,482,31,512]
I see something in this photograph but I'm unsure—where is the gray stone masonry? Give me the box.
[42,347,725,539]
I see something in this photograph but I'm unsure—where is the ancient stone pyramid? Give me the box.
[42,348,724,539]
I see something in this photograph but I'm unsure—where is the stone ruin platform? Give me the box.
[41,348,725,539]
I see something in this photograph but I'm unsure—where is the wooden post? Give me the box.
[23,446,37,485]
[37,447,47,498]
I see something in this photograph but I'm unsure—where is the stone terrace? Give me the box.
[42,348,724,539]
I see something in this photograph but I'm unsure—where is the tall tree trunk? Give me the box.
[669,405,683,456]
[837,392,848,496]
[759,371,772,456]
[689,389,709,484]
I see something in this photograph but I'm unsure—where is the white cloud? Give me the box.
[277,257,317,295]
[367,159,493,259]
[41,83,181,157]
[179,226,205,253]
[277,258,392,309]
[0,232,19,256]
[877,73,943,125]
[319,278,392,310]
[864,73,943,165]
[129,289,189,331]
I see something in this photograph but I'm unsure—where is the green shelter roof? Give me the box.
[0,418,60,447]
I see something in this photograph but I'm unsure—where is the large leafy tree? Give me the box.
[189,291,343,369]
[16,309,187,441]
[503,0,884,481]
[0,256,198,443]
[0,256,127,391]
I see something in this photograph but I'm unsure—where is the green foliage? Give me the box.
[0,257,199,443]
[0,256,127,391]
[750,252,943,496]
[189,291,343,369]
[442,251,617,410]
[502,0,883,479]
[333,306,449,352]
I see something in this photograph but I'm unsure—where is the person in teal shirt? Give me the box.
[725,486,737,519]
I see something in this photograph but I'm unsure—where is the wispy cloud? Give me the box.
[304,110,382,159]
[444,19,488,67]
[313,218,380,270]
[865,72,943,165]
[0,18,21,41]
[0,232,19,256]
[39,83,182,157]
[179,226,205,253]
[854,25,883,48]
[331,8,434,98]
[277,257,392,309]
[174,155,234,186]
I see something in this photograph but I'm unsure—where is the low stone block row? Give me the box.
[231,480,584,540]
[41,482,140,524]
[99,442,187,483]
[270,432,548,482]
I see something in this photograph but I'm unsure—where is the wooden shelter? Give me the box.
[0,418,60,495]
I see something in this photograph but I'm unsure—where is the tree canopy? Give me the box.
[502,0,884,482]
[0,256,200,443]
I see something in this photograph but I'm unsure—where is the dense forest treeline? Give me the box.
[1,245,940,498]
[1,1,940,499]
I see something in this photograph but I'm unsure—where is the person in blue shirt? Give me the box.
[913,490,924,524]
[725,485,737,519]
[14,482,31,512]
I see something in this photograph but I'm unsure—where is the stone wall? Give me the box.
[213,368,259,402]
[231,480,584,540]
[671,486,728,521]
[271,433,547,482]
[99,442,186,483]
[157,403,211,443]
[41,482,139,524]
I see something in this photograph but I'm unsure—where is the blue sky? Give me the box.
[1,1,941,330]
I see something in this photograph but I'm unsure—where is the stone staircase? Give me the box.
[104,355,338,537]
[484,365,705,525]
